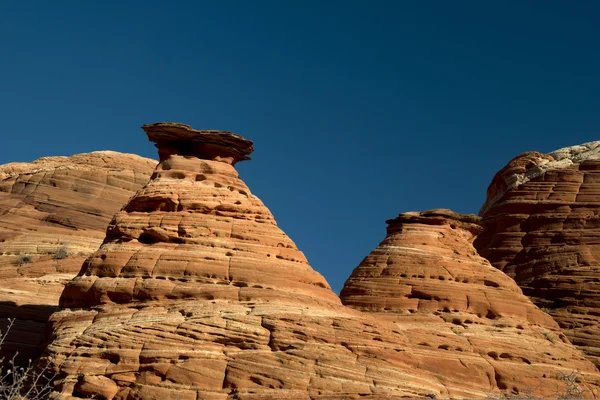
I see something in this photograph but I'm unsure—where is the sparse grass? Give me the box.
[12,254,33,265]
[53,243,70,260]
[541,330,556,343]
[1,318,56,399]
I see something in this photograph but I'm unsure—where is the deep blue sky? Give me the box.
[1,1,599,293]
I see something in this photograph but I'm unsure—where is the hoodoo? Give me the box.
[58,123,338,308]
[18,127,600,399]
[342,209,600,398]
[45,123,449,399]
[476,141,600,368]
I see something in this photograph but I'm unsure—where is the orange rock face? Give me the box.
[42,127,600,399]
[341,209,600,398]
[0,151,156,366]
[476,142,600,369]
[45,123,452,399]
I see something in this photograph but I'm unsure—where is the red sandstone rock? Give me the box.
[42,126,600,399]
[0,151,155,366]
[476,141,600,369]
[46,124,570,400]
[342,209,600,398]
[45,124,455,399]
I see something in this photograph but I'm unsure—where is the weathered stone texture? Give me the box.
[342,209,600,398]
[0,151,155,365]
[476,141,600,368]
[46,124,452,399]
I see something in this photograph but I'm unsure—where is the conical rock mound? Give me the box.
[341,209,600,398]
[476,141,600,368]
[59,126,336,308]
[45,123,452,399]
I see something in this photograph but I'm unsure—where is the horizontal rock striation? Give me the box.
[342,209,600,398]
[0,151,155,366]
[476,141,600,369]
[46,123,458,399]
[59,126,335,309]
[43,126,600,399]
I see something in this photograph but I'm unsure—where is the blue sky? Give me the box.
[1,1,599,292]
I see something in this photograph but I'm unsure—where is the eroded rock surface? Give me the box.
[44,127,600,399]
[342,209,600,398]
[46,124,455,399]
[0,151,156,365]
[476,141,600,369]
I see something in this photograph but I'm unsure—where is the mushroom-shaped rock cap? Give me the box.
[386,208,482,235]
[143,122,254,164]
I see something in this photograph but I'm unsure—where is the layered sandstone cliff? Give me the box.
[476,141,600,369]
[342,209,600,398]
[0,152,156,365]
[42,126,600,399]
[45,123,454,399]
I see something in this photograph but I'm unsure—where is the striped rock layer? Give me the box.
[475,141,600,368]
[46,123,453,400]
[0,151,155,366]
[341,209,600,398]
[43,125,600,399]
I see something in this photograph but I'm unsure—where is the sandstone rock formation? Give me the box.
[341,209,600,398]
[42,126,600,399]
[40,123,515,400]
[476,141,600,369]
[0,151,156,365]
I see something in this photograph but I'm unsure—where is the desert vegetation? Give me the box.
[0,319,55,400]
[12,253,34,265]
[487,370,588,399]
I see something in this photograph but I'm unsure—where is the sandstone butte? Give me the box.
[39,123,600,399]
[0,152,156,367]
[475,141,600,370]
[341,208,600,398]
